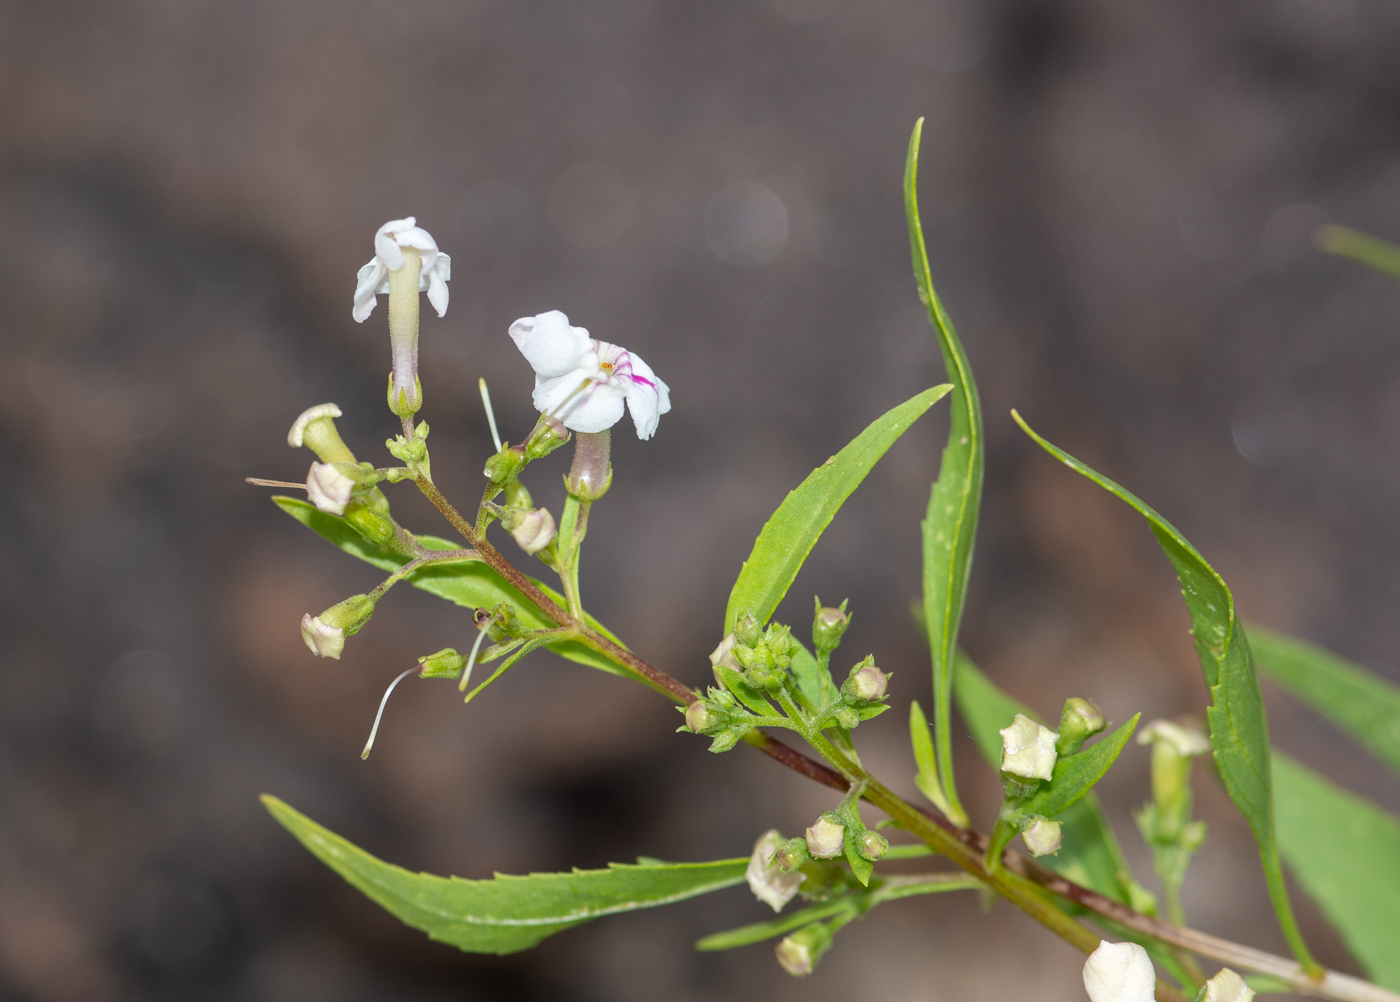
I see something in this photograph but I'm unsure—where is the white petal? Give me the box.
[300,614,345,660]
[1083,941,1156,1002]
[353,258,389,322]
[425,264,450,317]
[534,371,626,433]
[288,403,342,448]
[374,217,415,271]
[1000,713,1059,782]
[745,831,805,913]
[306,463,356,516]
[510,311,591,378]
[624,351,670,439]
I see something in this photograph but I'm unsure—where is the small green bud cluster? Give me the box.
[731,618,801,691]
[386,420,430,465]
[677,688,757,752]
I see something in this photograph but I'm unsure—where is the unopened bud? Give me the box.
[812,598,851,652]
[835,707,860,729]
[1200,968,1254,1002]
[1057,697,1108,756]
[524,414,570,461]
[306,462,357,515]
[1083,940,1157,1002]
[1000,713,1059,782]
[775,922,833,977]
[844,662,889,702]
[288,403,357,464]
[565,429,612,500]
[773,837,809,872]
[417,647,465,679]
[805,814,846,859]
[1021,816,1063,857]
[299,593,376,659]
[734,611,763,647]
[684,700,713,734]
[746,830,806,912]
[507,508,557,555]
[343,501,395,545]
[1138,718,1211,759]
[708,634,742,684]
[859,829,888,861]
[484,444,527,485]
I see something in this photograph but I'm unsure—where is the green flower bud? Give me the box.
[835,707,859,729]
[343,500,395,545]
[734,611,763,647]
[775,922,833,977]
[684,700,714,734]
[417,648,466,679]
[858,830,888,861]
[811,597,851,653]
[524,414,570,461]
[1056,697,1108,756]
[805,814,846,859]
[484,444,528,485]
[843,660,889,702]
[1021,816,1063,857]
[773,837,810,873]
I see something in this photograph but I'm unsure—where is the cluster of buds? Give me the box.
[731,613,801,691]
[680,687,758,753]
[769,799,887,886]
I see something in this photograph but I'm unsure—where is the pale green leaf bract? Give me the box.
[1021,715,1140,820]
[1251,625,1400,778]
[274,497,630,678]
[906,118,985,827]
[723,385,951,633]
[1011,410,1318,972]
[1273,754,1400,989]
[262,795,748,955]
[952,656,1143,906]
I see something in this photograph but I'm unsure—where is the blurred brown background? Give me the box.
[3,1,1400,999]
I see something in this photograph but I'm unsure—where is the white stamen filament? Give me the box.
[479,377,503,452]
[458,621,492,692]
[361,667,419,760]
[245,477,310,490]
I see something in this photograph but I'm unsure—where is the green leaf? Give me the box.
[791,640,840,712]
[1251,625,1400,778]
[1011,410,1319,973]
[696,899,859,951]
[907,119,985,828]
[262,795,747,955]
[1273,754,1400,989]
[1316,224,1400,280]
[275,497,628,678]
[909,700,945,808]
[953,656,1144,907]
[1022,715,1141,820]
[714,666,780,718]
[722,385,951,634]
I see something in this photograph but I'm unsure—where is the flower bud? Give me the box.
[805,814,846,859]
[1082,941,1157,1002]
[300,615,344,659]
[306,462,357,516]
[859,829,888,861]
[708,634,742,684]
[1057,697,1108,756]
[684,699,714,734]
[1000,713,1059,782]
[342,501,395,546]
[812,598,851,652]
[835,707,860,729]
[775,922,833,977]
[300,593,376,659]
[288,403,358,465]
[417,647,465,679]
[507,507,557,555]
[524,414,570,461]
[746,830,806,912]
[484,444,527,486]
[1021,816,1063,857]
[564,429,612,500]
[1138,718,1211,759]
[1201,968,1254,1002]
[773,837,809,872]
[1139,718,1211,836]
[844,662,889,702]
[733,612,763,647]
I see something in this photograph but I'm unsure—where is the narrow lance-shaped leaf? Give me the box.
[953,656,1145,908]
[275,497,628,677]
[1011,410,1320,975]
[723,384,952,633]
[1251,624,1400,778]
[906,118,984,828]
[262,795,748,955]
[1272,753,1400,990]
[1316,224,1400,280]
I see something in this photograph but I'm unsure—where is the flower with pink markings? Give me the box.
[508,310,671,440]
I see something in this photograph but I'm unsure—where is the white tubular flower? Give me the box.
[288,403,343,448]
[352,217,451,323]
[745,830,806,912]
[1083,941,1156,1002]
[1138,719,1212,758]
[306,462,356,516]
[300,614,346,660]
[1000,713,1059,782]
[1202,968,1254,1002]
[508,310,671,440]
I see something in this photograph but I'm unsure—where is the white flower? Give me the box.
[1022,816,1063,857]
[1083,941,1156,1002]
[1000,713,1059,782]
[508,310,671,440]
[746,830,806,912]
[288,403,343,448]
[1138,719,1212,758]
[804,815,845,859]
[352,217,451,323]
[301,614,345,659]
[306,462,356,516]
